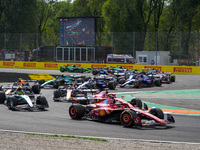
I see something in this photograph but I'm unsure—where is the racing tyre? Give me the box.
[38,79,45,85]
[92,70,99,75]
[53,82,59,89]
[149,108,164,119]
[134,80,142,88]
[0,91,6,104]
[36,96,49,109]
[130,98,142,109]
[166,77,171,84]
[60,65,66,72]
[171,75,175,82]
[53,90,62,98]
[7,97,18,110]
[91,83,97,89]
[154,79,162,86]
[120,110,139,127]
[69,104,85,119]
[80,69,84,73]
[0,85,3,91]
[118,79,125,84]
[108,81,116,90]
[32,84,41,94]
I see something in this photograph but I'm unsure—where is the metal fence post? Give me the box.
[112,32,113,63]
[36,33,38,61]
[20,33,22,54]
[133,31,135,58]
[4,33,6,50]
[155,30,158,65]
[179,31,182,65]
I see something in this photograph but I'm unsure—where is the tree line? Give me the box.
[0,0,200,58]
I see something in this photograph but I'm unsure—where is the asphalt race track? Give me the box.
[0,68,200,144]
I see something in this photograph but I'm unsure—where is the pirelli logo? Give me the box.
[174,67,192,73]
[91,65,107,69]
[44,63,58,68]
[3,62,15,67]
[117,65,133,70]
[144,66,162,71]
[23,63,36,68]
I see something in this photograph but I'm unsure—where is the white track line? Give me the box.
[0,129,199,145]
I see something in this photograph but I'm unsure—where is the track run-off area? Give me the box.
[0,68,200,144]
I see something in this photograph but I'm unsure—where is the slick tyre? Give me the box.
[154,79,162,86]
[53,82,59,89]
[38,79,45,85]
[32,84,41,94]
[120,110,139,127]
[92,70,99,75]
[130,98,142,109]
[53,90,62,98]
[7,97,18,110]
[171,75,175,82]
[0,91,6,104]
[149,108,164,119]
[36,96,49,109]
[118,79,125,84]
[134,80,142,88]
[108,81,116,90]
[69,104,85,119]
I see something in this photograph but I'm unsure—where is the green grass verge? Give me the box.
[26,133,108,142]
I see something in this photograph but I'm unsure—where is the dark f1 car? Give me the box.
[69,92,175,128]
[120,73,162,88]
[53,83,98,102]
[60,65,91,73]
[0,79,41,94]
[77,77,117,91]
[0,85,49,111]
[38,74,75,89]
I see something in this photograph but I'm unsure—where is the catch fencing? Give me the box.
[0,31,199,66]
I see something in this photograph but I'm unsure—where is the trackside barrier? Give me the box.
[1,61,200,74]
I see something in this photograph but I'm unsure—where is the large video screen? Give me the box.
[59,17,95,46]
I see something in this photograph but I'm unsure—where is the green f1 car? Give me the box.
[60,65,92,73]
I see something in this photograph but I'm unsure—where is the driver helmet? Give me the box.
[18,78,25,84]
[61,74,64,78]
[18,78,22,83]
[18,91,23,95]
[16,86,23,95]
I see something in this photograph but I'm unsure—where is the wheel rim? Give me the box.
[70,107,76,116]
[122,113,131,124]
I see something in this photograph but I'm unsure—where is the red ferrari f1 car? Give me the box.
[69,91,175,128]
